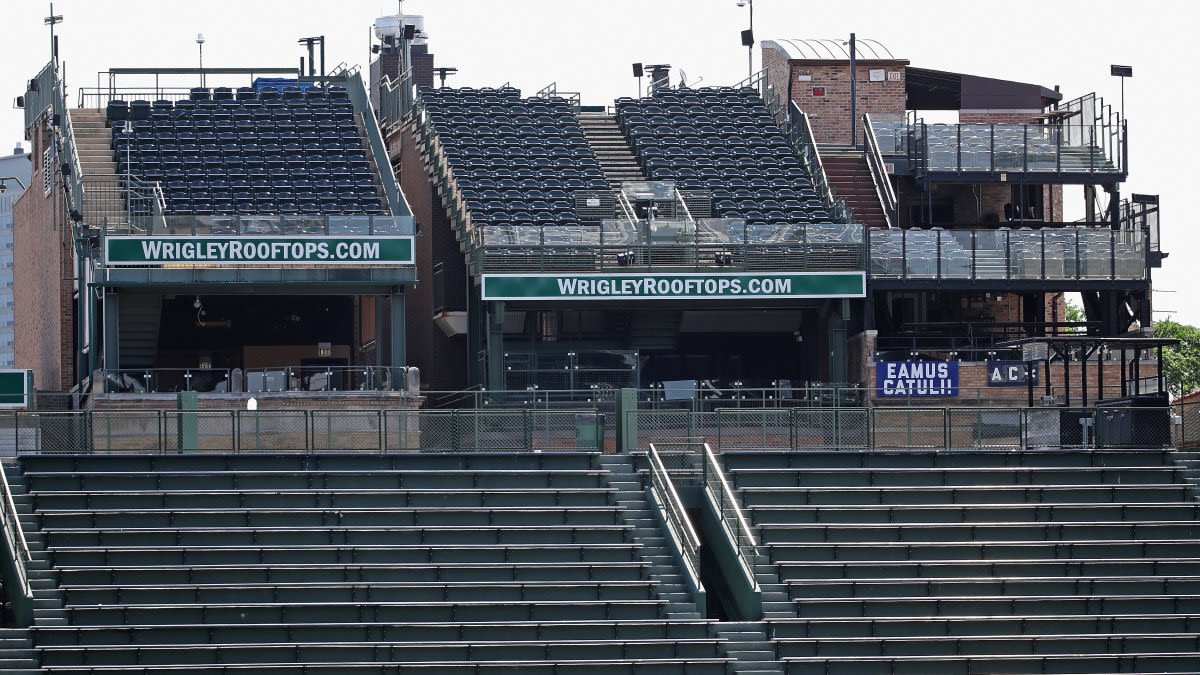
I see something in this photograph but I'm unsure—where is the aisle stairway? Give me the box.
[578,113,647,187]
[722,448,1200,674]
[15,453,742,674]
[68,110,126,229]
[819,147,888,229]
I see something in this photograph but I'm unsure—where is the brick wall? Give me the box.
[860,357,1158,406]
[395,123,468,391]
[12,126,75,391]
[775,57,909,145]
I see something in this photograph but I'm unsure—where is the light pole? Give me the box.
[737,0,754,79]
[1110,64,1132,121]
[44,3,63,64]
[196,33,206,88]
[0,177,28,193]
[848,33,857,146]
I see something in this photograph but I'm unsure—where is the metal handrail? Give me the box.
[674,190,697,228]
[0,462,32,600]
[733,69,768,98]
[862,114,897,228]
[702,443,759,589]
[648,444,703,586]
[342,71,414,221]
[616,189,639,227]
[787,102,853,223]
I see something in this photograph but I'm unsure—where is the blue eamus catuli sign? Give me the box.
[875,361,958,397]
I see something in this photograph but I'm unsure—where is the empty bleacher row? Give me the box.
[616,87,832,228]
[722,448,1200,674]
[105,85,388,216]
[8,454,745,674]
[419,87,609,230]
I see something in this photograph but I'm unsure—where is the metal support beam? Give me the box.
[389,291,406,374]
[486,302,506,392]
[103,292,120,373]
[374,295,385,370]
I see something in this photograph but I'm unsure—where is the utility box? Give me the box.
[575,413,603,450]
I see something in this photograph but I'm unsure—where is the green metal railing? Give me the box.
[0,461,33,626]
[631,405,1177,452]
[701,442,759,591]
[339,69,415,223]
[786,102,854,224]
[2,403,1182,454]
[0,408,604,454]
[647,443,705,613]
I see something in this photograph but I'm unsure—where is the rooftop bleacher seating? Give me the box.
[11,453,738,673]
[418,86,609,230]
[105,85,388,216]
[721,447,1200,673]
[616,87,831,228]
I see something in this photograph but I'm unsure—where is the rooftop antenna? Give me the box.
[44,3,63,65]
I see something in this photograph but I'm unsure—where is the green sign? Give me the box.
[0,370,31,409]
[481,272,866,301]
[104,236,414,267]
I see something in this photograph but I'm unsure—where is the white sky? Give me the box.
[2,0,1194,322]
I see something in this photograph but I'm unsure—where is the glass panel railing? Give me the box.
[108,214,416,237]
[914,120,1123,175]
[471,220,866,273]
[102,366,403,394]
[1042,229,1078,280]
[869,113,908,156]
[868,227,1146,282]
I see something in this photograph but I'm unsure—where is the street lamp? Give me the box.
[196,33,206,88]
[0,177,27,193]
[1110,64,1132,121]
[737,0,754,79]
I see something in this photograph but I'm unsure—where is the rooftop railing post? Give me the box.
[971,230,977,279]
[1040,230,1046,280]
[956,125,962,172]
[1089,121,1097,172]
[1056,124,1062,172]
[1005,230,1011,280]
[989,125,995,172]
[936,230,942,279]
[1110,230,1116,280]
[1080,229,1089,279]
[1023,125,1029,173]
